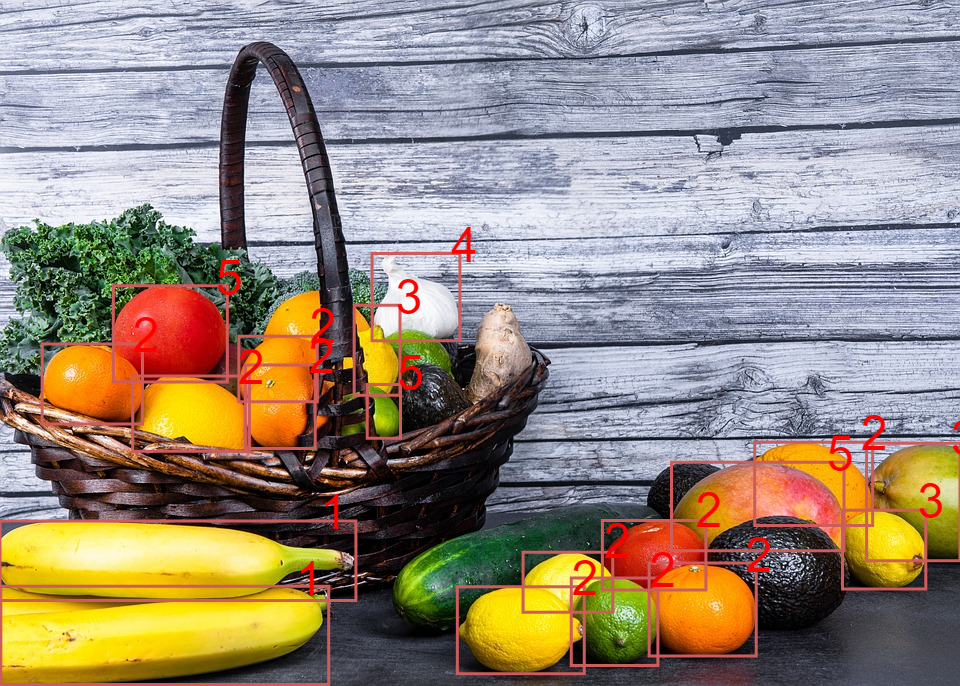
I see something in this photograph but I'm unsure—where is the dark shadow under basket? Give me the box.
[0,42,550,588]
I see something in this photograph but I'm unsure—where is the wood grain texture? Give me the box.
[524,340,960,440]
[2,126,959,243]
[3,225,960,344]
[0,494,63,519]
[2,0,959,71]
[5,41,960,147]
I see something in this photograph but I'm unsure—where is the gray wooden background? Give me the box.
[1,1,959,520]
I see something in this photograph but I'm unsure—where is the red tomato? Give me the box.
[114,287,226,376]
[610,521,706,587]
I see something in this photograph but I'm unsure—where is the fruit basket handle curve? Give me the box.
[218,41,390,477]
[219,41,354,369]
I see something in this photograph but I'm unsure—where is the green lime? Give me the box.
[385,330,451,373]
[339,390,400,437]
[574,578,656,664]
[371,389,400,437]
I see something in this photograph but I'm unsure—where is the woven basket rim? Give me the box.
[0,347,549,496]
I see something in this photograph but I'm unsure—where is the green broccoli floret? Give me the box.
[349,268,387,324]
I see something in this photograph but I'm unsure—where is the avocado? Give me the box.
[708,516,847,630]
[400,364,470,432]
[647,463,720,517]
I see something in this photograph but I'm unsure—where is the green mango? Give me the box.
[873,445,958,558]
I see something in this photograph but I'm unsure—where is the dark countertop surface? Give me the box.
[165,564,959,686]
[149,514,960,686]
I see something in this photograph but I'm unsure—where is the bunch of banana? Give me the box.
[1,522,349,682]
[2,522,351,598]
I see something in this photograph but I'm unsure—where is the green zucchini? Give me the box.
[391,503,660,631]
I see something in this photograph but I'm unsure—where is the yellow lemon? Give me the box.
[459,587,581,672]
[524,554,610,609]
[845,512,925,587]
[758,443,867,520]
[343,325,398,393]
[139,379,245,450]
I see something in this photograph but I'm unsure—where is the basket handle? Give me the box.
[218,42,389,476]
[218,41,354,367]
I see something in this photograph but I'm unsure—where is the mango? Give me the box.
[873,445,958,559]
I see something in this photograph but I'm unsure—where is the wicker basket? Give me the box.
[0,42,549,587]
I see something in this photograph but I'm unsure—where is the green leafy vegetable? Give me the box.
[0,205,281,375]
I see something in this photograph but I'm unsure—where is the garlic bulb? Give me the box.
[374,256,459,338]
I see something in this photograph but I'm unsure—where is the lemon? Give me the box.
[524,554,610,609]
[845,512,925,587]
[139,379,245,450]
[459,587,581,673]
[343,325,398,392]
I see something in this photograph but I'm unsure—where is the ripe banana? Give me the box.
[1,588,134,616]
[2,587,324,683]
[1,522,352,598]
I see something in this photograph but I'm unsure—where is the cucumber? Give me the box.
[391,503,660,631]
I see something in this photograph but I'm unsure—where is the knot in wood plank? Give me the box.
[561,3,609,53]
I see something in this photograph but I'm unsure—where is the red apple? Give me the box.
[610,521,706,587]
[673,463,842,546]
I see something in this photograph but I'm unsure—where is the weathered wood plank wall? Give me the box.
[2,0,959,518]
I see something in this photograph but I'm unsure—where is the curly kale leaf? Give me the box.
[0,205,280,375]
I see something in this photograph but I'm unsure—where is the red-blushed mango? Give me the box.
[674,463,842,546]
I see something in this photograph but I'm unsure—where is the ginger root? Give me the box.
[465,303,532,403]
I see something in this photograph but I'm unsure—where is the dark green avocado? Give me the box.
[400,364,470,432]
[708,516,847,630]
[647,463,720,517]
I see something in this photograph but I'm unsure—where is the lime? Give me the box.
[385,329,451,373]
[845,512,925,587]
[459,587,581,672]
[574,578,655,664]
[370,389,400,437]
[337,390,399,437]
[524,553,609,609]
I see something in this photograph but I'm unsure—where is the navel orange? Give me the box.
[247,367,315,447]
[43,346,141,422]
[656,564,755,654]
[264,291,369,337]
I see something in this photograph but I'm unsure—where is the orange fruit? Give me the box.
[43,346,141,422]
[656,564,754,654]
[264,292,322,337]
[757,443,867,521]
[243,337,312,372]
[247,367,315,447]
[241,337,335,446]
[264,291,369,337]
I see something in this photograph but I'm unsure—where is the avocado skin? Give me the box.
[647,463,720,517]
[400,364,471,432]
[708,516,847,630]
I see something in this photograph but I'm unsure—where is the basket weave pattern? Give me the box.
[0,42,549,586]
